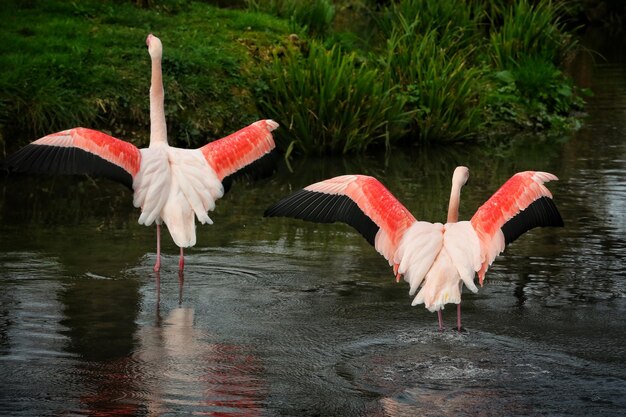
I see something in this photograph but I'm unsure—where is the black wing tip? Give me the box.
[2,144,133,189]
[222,148,279,195]
[263,204,278,218]
[502,196,564,245]
[263,189,379,246]
[263,203,276,218]
[264,188,305,217]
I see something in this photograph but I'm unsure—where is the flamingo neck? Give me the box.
[149,57,168,146]
[447,183,462,223]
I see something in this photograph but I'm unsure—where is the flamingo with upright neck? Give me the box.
[4,34,279,272]
[265,167,564,331]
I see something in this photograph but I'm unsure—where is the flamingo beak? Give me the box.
[146,34,153,47]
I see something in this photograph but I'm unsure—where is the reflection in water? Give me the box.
[134,307,266,416]
[56,276,143,415]
[0,252,268,416]
[59,278,141,361]
[63,301,266,415]
[154,270,186,306]
[62,305,267,416]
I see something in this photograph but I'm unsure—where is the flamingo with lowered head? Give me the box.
[264,167,564,331]
[3,34,278,272]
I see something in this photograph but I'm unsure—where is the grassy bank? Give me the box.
[1,0,587,157]
[0,0,289,151]
[255,0,587,155]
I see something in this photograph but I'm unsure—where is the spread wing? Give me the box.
[3,128,141,189]
[470,171,564,284]
[264,175,417,266]
[199,119,278,193]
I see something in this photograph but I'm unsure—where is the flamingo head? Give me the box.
[146,33,163,60]
[452,166,469,189]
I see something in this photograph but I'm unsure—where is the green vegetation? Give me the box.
[380,19,484,142]
[0,0,290,149]
[245,0,335,37]
[484,0,585,132]
[260,42,409,155]
[487,0,575,69]
[0,0,587,157]
[256,0,587,152]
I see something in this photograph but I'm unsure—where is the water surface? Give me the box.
[1,32,625,416]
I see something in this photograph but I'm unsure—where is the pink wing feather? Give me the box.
[200,120,278,182]
[266,175,417,264]
[470,171,562,283]
[306,175,417,262]
[4,128,141,188]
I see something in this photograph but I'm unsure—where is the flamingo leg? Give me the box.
[457,303,462,332]
[178,247,185,271]
[153,224,161,272]
[437,310,443,331]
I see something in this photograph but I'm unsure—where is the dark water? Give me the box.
[1,34,625,417]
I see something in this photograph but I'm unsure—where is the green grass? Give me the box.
[0,0,587,156]
[485,58,586,131]
[380,15,485,142]
[376,0,479,49]
[259,41,410,155]
[488,0,576,69]
[245,0,335,37]
[0,0,289,149]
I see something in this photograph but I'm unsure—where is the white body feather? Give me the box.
[133,144,224,247]
[394,221,482,311]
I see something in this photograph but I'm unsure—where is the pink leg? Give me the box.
[457,303,462,331]
[437,310,443,331]
[153,224,161,272]
[178,247,184,271]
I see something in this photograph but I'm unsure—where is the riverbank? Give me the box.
[1,0,590,156]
